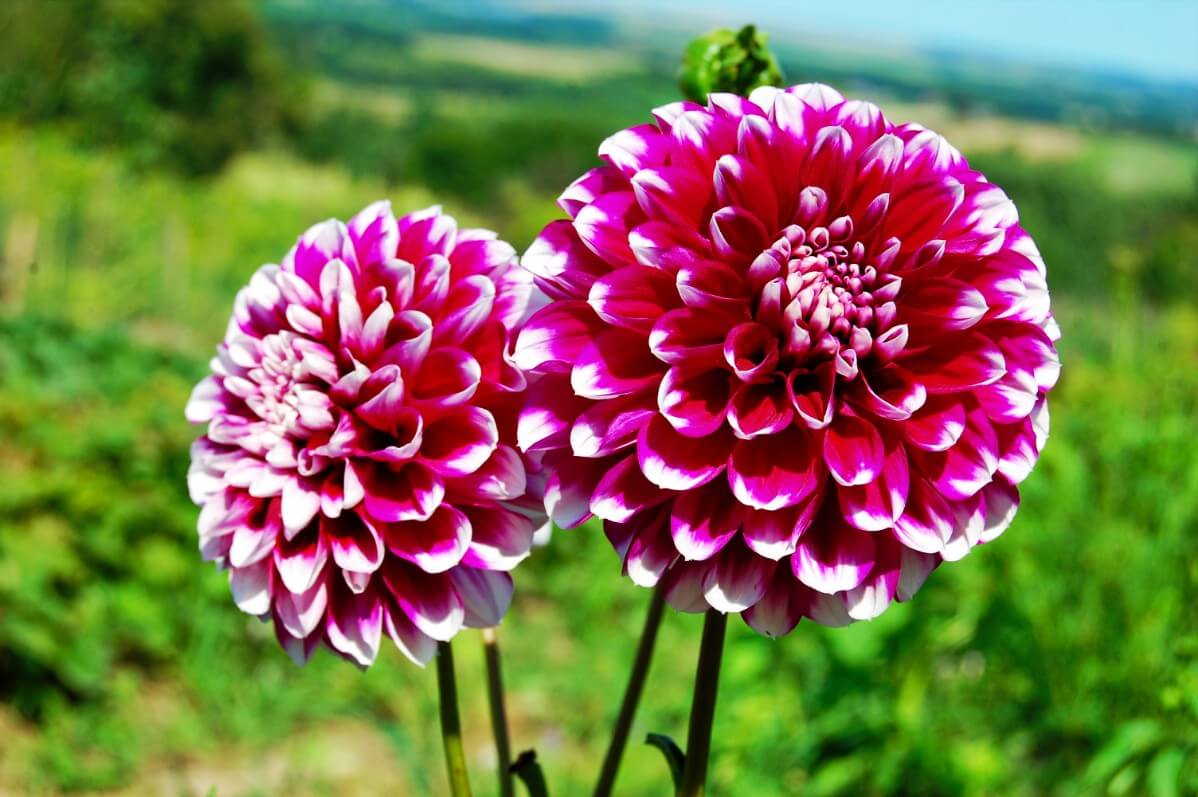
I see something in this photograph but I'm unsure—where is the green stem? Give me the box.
[678,609,728,797]
[482,627,515,797]
[437,640,474,797]
[592,585,667,797]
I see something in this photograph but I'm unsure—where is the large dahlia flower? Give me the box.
[186,201,543,666]
[515,84,1059,635]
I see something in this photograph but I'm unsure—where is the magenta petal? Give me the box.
[793,520,877,594]
[742,569,806,638]
[892,474,955,553]
[275,523,329,594]
[460,506,535,571]
[637,415,732,491]
[574,191,640,266]
[382,504,471,574]
[410,348,482,408]
[631,167,712,228]
[558,166,626,217]
[742,484,821,560]
[435,275,496,344]
[842,535,901,620]
[513,300,603,372]
[728,429,822,510]
[913,411,999,500]
[571,391,657,457]
[543,454,607,528]
[326,582,383,668]
[901,332,1005,393]
[445,445,527,502]
[670,479,744,561]
[360,462,445,523]
[588,265,679,333]
[451,567,514,628]
[728,381,794,438]
[518,374,584,453]
[787,361,836,429]
[382,597,437,666]
[896,546,940,600]
[572,328,663,399]
[823,410,885,487]
[902,397,967,451]
[275,577,328,639]
[649,308,728,367]
[661,560,712,613]
[419,406,499,477]
[599,123,669,177]
[658,366,732,438]
[381,564,465,642]
[621,509,677,587]
[323,511,385,574]
[702,540,776,612]
[591,453,670,523]
[838,434,909,531]
[281,476,321,533]
[723,322,780,383]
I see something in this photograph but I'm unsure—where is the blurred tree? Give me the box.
[0,0,303,175]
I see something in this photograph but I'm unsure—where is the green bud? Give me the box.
[678,24,785,103]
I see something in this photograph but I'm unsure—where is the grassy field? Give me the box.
[1,5,1197,796]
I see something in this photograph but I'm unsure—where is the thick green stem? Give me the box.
[678,609,728,797]
[592,585,667,797]
[437,640,474,797]
[482,627,515,797]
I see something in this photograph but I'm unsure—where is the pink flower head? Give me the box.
[515,85,1059,635]
[186,201,544,667]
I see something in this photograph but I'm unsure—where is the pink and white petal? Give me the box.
[896,546,940,601]
[670,479,745,561]
[728,381,794,439]
[979,477,1019,543]
[420,406,499,477]
[380,564,465,642]
[274,577,329,639]
[275,523,330,594]
[661,561,712,613]
[728,428,822,510]
[793,520,878,594]
[543,454,609,529]
[513,300,603,372]
[823,410,885,487]
[658,366,732,438]
[701,540,776,613]
[638,415,733,491]
[281,476,322,534]
[742,483,822,560]
[842,535,901,620]
[450,567,514,628]
[445,445,528,503]
[892,474,956,554]
[571,391,657,458]
[591,453,671,523]
[838,435,909,531]
[382,598,437,666]
[460,506,535,571]
[787,361,837,429]
[409,348,482,409]
[742,569,806,638]
[588,264,680,333]
[360,462,445,524]
[572,328,663,400]
[324,511,385,574]
[381,504,472,574]
[900,332,1005,394]
[326,583,383,669]
[229,560,272,616]
[902,397,967,452]
[621,509,677,587]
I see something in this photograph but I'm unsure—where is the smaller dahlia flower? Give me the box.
[515,84,1059,635]
[186,201,544,667]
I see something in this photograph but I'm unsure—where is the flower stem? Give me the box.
[592,584,667,797]
[678,609,728,797]
[437,640,474,797]
[482,627,515,797]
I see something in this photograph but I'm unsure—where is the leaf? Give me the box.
[510,749,550,797]
[645,732,686,790]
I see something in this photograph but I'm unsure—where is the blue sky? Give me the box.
[544,0,1198,84]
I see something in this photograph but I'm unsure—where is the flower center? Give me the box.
[752,220,901,374]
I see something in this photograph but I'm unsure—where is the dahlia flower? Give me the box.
[186,201,543,667]
[515,84,1059,635]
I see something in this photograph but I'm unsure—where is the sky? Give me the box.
[534,0,1198,85]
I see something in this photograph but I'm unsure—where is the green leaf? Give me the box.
[645,732,686,790]
[510,750,550,797]
[677,24,785,103]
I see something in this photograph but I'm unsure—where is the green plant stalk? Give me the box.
[678,609,728,797]
[437,640,474,797]
[482,627,515,797]
[592,584,668,797]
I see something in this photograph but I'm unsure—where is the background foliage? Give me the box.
[0,1,1195,794]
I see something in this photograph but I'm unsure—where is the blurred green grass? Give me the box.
[1,1,1197,795]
